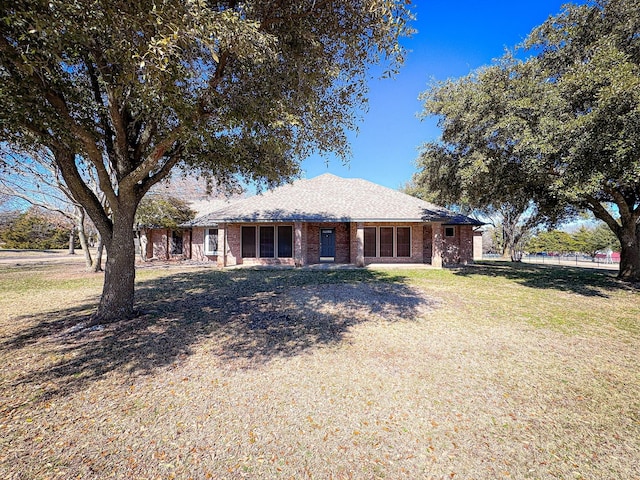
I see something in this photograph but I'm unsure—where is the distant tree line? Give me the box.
[525,224,619,257]
[0,194,196,251]
[0,207,79,249]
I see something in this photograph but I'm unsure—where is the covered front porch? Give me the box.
[188,221,473,268]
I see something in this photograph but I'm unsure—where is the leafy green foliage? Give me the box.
[526,230,576,255]
[0,209,73,249]
[571,223,621,257]
[0,0,414,320]
[410,59,574,260]
[525,223,620,257]
[413,0,640,280]
[135,196,195,229]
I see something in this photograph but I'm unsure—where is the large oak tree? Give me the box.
[413,0,640,281]
[0,0,413,322]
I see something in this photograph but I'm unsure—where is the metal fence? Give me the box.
[520,253,619,270]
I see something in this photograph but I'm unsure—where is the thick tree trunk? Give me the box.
[587,195,639,282]
[617,222,640,282]
[92,212,137,323]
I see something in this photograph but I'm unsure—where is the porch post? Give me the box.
[356,222,365,267]
[294,221,303,267]
[431,222,443,268]
[217,223,226,268]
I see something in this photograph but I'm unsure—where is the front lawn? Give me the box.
[1,262,638,479]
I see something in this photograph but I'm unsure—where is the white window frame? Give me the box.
[204,228,220,255]
[445,226,456,238]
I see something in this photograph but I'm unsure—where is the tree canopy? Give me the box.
[525,224,620,257]
[412,0,640,280]
[135,195,196,229]
[0,0,413,321]
[0,207,73,249]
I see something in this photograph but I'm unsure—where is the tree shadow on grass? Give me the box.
[2,268,436,404]
[454,261,632,297]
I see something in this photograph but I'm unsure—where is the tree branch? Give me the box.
[85,55,117,165]
[50,144,113,243]
[120,128,182,191]
[585,194,621,236]
[138,147,184,198]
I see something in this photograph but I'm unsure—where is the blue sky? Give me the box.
[300,0,572,189]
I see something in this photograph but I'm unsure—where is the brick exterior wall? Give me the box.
[349,223,359,265]
[190,227,219,264]
[306,224,320,264]
[351,222,425,265]
[187,221,475,267]
[423,225,433,264]
[147,228,190,260]
[191,227,204,261]
[226,224,241,266]
[459,225,474,264]
[442,226,459,265]
[305,222,350,264]
[150,229,168,259]
[442,225,474,265]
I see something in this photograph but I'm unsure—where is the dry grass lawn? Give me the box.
[0,258,639,479]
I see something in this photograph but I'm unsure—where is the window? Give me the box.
[242,226,256,258]
[445,226,455,237]
[363,226,412,258]
[205,228,218,255]
[278,226,293,258]
[364,227,377,257]
[396,227,411,257]
[380,227,394,257]
[260,226,275,258]
[171,230,183,255]
[242,225,295,259]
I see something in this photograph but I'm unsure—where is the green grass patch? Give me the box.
[0,265,103,294]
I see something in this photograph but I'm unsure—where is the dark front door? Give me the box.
[320,228,335,260]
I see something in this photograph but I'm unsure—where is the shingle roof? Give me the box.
[187,174,482,226]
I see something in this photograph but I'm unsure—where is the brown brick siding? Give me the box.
[423,225,433,264]
[226,224,241,266]
[459,225,474,264]
[190,227,219,263]
[305,222,350,264]
[442,225,474,265]
[354,222,425,265]
[148,228,190,260]
[306,224,320,264]
[188,221,474,267]
[349,223,359,264]
[150,229,168,260]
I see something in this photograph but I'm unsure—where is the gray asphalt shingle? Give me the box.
[187,174,482,226]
